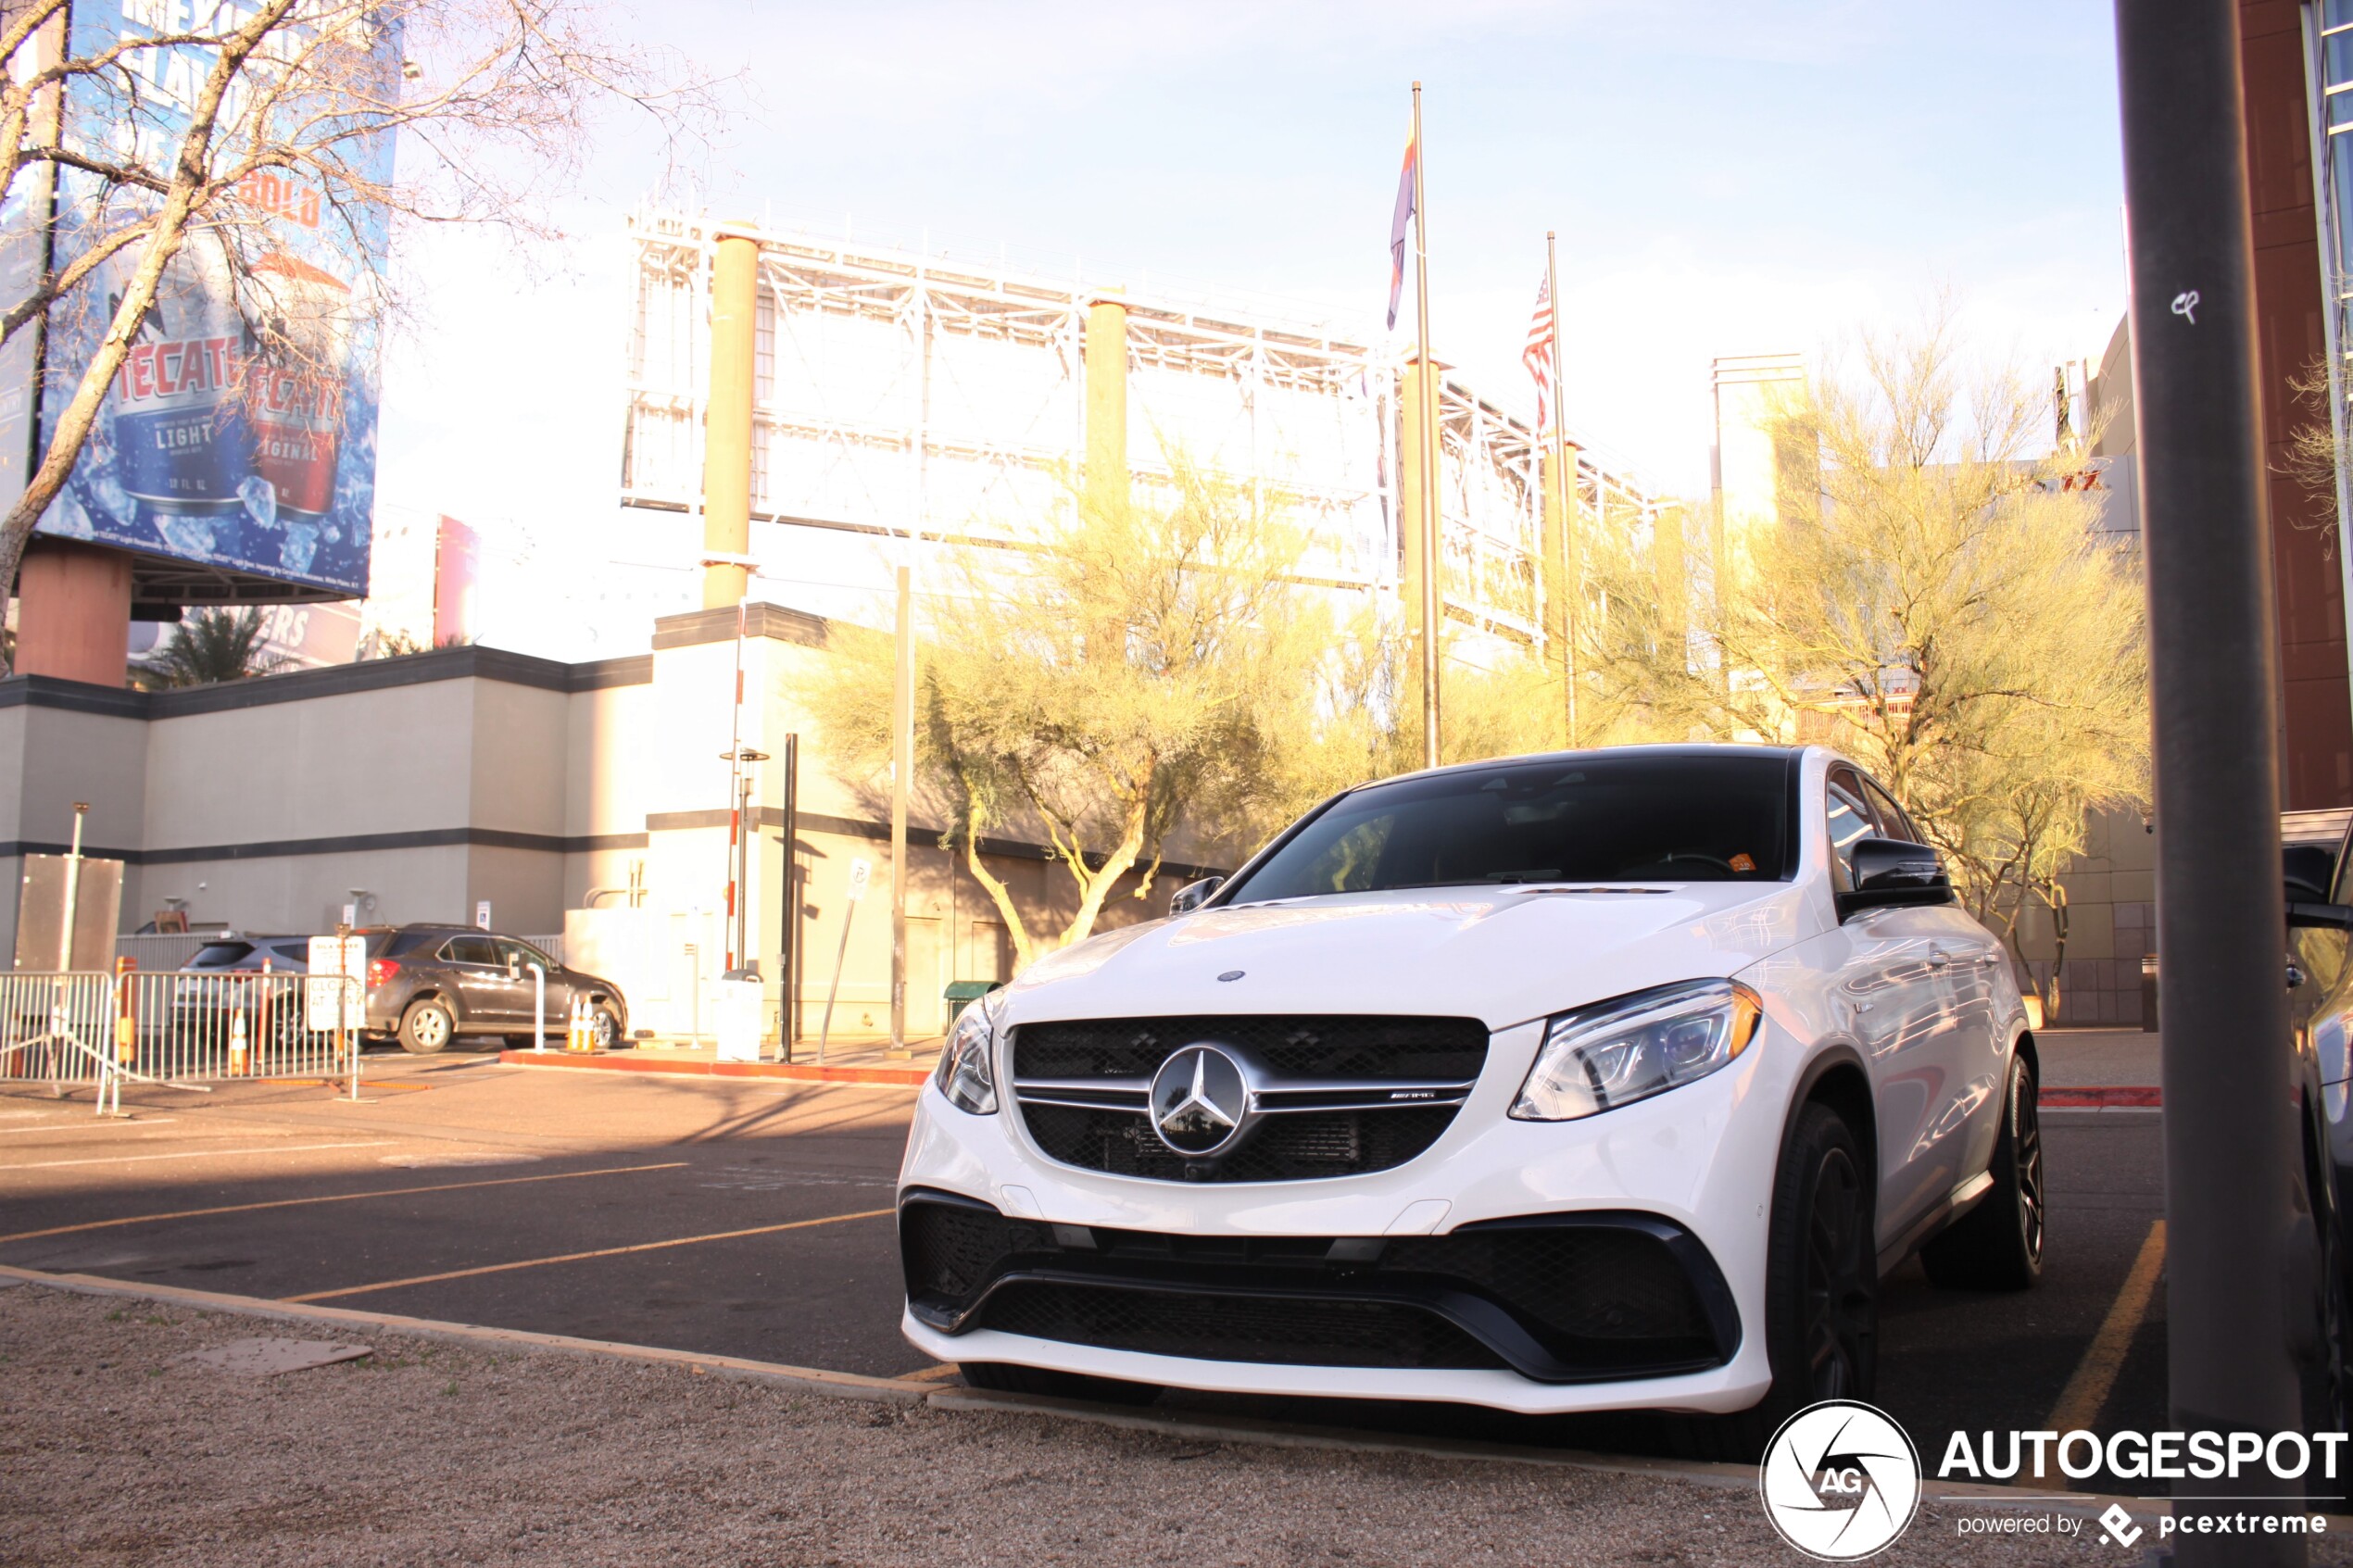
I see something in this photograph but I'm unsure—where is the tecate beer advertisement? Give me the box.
[28,3,397,596]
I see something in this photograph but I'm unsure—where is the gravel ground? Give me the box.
[1,1282,2343,1568]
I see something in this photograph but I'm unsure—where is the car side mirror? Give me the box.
[1836,838,1954,921]
[1170,876,1223,915]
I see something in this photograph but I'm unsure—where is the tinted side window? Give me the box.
[1826,771,1876,893]
[497,939,550,970]
[441,935,497,966]
[1860,778,1921,845]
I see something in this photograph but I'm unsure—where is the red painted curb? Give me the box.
[495,1050,929,1086]
[2040,1085,2161,1108]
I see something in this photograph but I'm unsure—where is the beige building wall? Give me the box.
[1,607,1214,1044]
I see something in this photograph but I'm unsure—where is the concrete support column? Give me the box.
[15,538,132,685]
[701,227,759,610]
[1083,293,1128,516]
[1401,354,1445,661]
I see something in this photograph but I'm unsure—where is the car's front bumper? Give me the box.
[896,1015,1791,1415]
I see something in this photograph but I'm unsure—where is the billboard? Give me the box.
[23,7,397,598]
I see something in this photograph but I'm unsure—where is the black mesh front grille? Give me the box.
[1022,1101,1459,1182]
[900,1195,1733,1382]
[975,1281,1509,1371]
[1013,1014,1488,1081]
[1011,1014,1486,1183]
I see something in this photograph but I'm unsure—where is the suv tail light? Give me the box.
[367,958,401,987]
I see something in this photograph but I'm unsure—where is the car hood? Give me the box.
[1000,882,1822,1031]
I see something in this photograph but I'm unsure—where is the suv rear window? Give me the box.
[1225,751,1796,903]
[186,941,256,970]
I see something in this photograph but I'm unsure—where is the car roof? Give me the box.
[1350,742,1810,791]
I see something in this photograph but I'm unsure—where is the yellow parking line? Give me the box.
[282,1206,896,1303]
[0,1161,689,1246]
[2017,1219,2167,1486]
[901,1362,962,1383]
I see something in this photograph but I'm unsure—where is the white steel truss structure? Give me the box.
[621,211,1657,646]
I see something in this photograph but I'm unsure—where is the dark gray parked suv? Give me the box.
[361,924,628,1054]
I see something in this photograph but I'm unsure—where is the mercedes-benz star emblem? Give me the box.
[1149,1044,1251,1156]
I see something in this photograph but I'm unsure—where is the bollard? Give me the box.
[229,1010,249,1077]
[113,956,136,1068]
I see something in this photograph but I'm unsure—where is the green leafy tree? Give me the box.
[138,606,287,687]
[814,467,1329,968]
[1589,307,2149,1012]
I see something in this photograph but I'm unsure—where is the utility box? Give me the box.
[715,967,765,1063]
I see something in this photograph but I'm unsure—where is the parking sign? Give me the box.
[306,935,367,1031]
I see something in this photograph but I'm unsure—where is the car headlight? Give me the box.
[934,998,999,1115]
[1510,978,1763,1123]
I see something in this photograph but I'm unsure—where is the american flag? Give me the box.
[1522,271,1555,434]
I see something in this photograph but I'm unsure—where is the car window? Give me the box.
[441,935,498,966]
[2334,826,2353,906]
[1860,778,1921,845]
[186,941,255,970]
[1222,751,1794,903]
[270,942,310,964]
[1826,771,1877,893]
[497,939,551,970]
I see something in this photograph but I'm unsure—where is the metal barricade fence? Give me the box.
[0,970,362,1110]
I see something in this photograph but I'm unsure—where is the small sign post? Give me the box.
[473,899,492,931]
[307,932,366,1099]
[816,859,873,1066]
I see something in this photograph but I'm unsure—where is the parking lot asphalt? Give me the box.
[0,1029,2171,1492]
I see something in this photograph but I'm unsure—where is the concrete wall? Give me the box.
[0,613,1226,1043]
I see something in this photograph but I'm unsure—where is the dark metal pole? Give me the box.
[2115,1,2304,1557]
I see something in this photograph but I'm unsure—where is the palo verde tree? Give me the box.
[0,0,713,604]
[815,466,1329,971]
[1590,306,2149,1010]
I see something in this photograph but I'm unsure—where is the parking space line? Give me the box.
[0,1141,396,1172]
[282,1206,896,1303]
[0,1120,178,1137]
[0,1161,690,1245]
[902,1362,962,1383]
[2018,1218,2167,1487]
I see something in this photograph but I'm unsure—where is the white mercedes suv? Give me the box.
[898,745,2041,1454]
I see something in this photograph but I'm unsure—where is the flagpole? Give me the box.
[1412,82,1441,770]
[1546,229,1577,746]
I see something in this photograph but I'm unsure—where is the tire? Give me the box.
[397,998,457,1055]
[591,1007,622,1050]
[956,1361,1161,1406]
[1674,1101,1877,1462]
[2298,1152,2353,1508]
[1919,1053,2045,1291]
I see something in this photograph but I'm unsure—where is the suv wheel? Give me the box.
[1919,1053,2045,1290]
[591,1006,621,1050]
[1675,1100,1876,1461]
[398,998,457,1055]
[956,1361,1160,1406]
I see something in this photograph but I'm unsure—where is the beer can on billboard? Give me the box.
[247,248,351,518]
[111,230,251,516]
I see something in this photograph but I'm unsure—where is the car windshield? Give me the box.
[1222,751,1795,904]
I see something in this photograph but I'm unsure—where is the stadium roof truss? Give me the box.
[622,211,1656,648]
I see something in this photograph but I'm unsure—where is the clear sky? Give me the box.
[371,0,2130,650]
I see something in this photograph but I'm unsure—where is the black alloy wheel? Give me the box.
[1802,1138,1874,1399]
[1671,1101,1875,1462]
[1920,1054,2045,1290]
[2299,1151,2353,1507]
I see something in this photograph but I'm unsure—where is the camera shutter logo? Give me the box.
[1758,1399,1922,1561]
